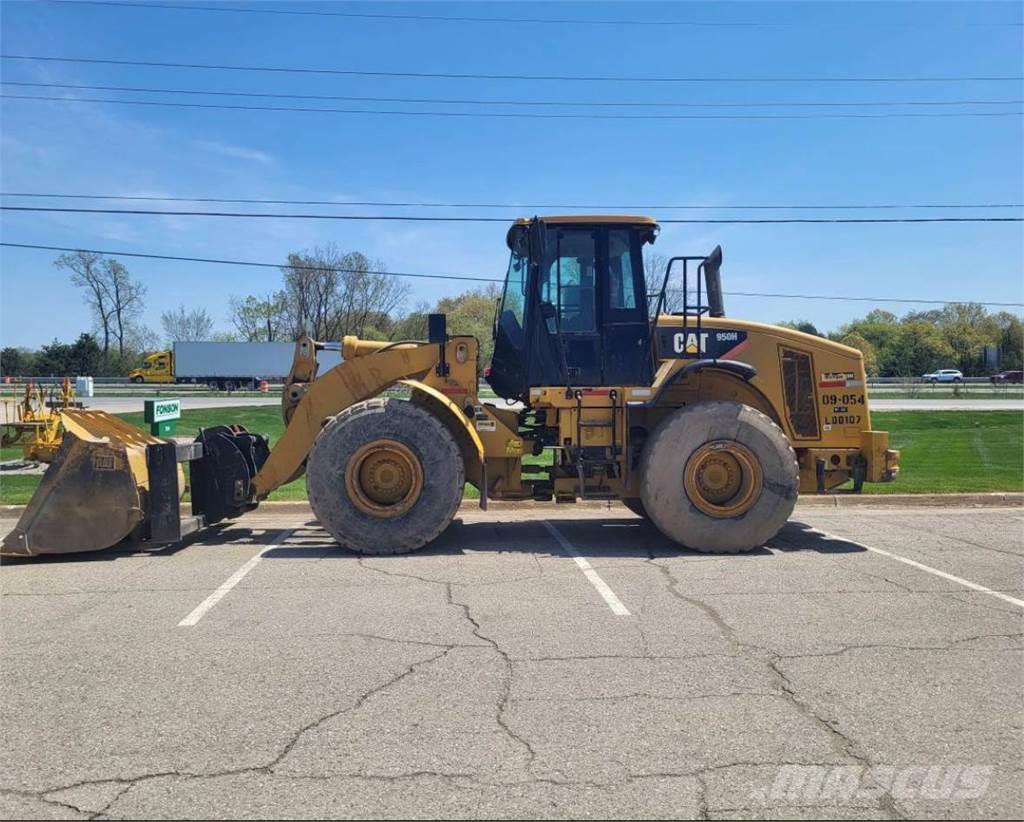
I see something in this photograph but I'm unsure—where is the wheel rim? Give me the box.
[345,439,423,517]
[683,440,763,518]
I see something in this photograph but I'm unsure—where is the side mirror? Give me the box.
[540,301,558,335]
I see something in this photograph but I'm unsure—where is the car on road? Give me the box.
[990,369,1023,384]
[922,368,963,383]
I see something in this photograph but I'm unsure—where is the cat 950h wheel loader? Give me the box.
[2,215,900,558]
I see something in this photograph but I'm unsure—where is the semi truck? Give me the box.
[128,341,342,390]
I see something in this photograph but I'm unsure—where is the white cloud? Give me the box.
[192,139,274,166]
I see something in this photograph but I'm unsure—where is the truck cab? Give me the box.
[129,351,174,384]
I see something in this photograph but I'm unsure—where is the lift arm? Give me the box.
[252,343,441,497]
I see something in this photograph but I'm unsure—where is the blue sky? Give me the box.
[1,0,1022,348]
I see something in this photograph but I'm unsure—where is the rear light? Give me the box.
[483,367,492,378]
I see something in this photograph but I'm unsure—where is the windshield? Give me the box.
[497,229,529,344]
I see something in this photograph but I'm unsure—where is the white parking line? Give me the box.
[815,528,1024,609]
[543,521,631,616]
[178,529,295,626]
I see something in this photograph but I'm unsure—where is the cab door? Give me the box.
[601,228,653,386]
[540,226,602,385]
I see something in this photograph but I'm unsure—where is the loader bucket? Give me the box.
[1,410,167,557]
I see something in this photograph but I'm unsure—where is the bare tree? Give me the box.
[229,292,289,341]
[280,245,410,340]
[58,251,113,353]
[102,259,146,355]
[334,252,409,338]
[644,252,686,314]
[282,247,343,339]
[59,253,146,355]
[124,323,161,354]
[161,304,214,342]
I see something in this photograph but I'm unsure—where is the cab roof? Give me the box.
[507,215,659,249]
[512,215,658,226]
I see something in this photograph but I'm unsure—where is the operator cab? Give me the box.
[489,215,659,401]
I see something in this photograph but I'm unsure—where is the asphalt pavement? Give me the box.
[1,504,1021,819]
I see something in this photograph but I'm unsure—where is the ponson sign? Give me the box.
[144,398,182,424]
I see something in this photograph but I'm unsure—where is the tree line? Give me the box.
[1,248,1020,379]
[778,306,1022,377]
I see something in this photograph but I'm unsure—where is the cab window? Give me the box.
[607,229,643,312]
[498,231,529,347]
[545,229,597,333]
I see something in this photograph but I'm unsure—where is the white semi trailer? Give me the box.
[128,342,342,389]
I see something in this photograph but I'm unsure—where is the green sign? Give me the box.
[144,399,181,423]
[144,399,181,436]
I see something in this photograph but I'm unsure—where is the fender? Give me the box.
[401,379,488,509]
[649,359,757,406]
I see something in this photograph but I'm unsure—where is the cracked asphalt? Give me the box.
[1,504,1021,819]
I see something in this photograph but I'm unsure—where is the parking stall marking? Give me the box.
[177,529,295,626]
[814,528,1024,609]
[542,520,632,616]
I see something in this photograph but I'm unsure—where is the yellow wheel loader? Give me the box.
[2,216,899,558]
[1,378,82,462]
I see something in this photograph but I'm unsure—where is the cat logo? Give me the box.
[674,332,709,355]
[656,327,748,360]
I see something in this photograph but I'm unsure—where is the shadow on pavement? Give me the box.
[257,517,867,560]
[1,516,866,565]
[1,522,262,565]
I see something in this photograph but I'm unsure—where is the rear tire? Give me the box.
[131,376,143,384]
[639,401,798,554]
[307,398,464,555]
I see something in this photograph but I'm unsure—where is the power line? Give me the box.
[52,1,1024,28]
[3,206,1022,224]
[5,241,1021,307]
[4,192,1020,212]
[4,54,1021,84]
[6,94,1022,121]
[0,241,501,282]
[6,81,1021,110]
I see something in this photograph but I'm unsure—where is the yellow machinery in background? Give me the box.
[3,216,899,557]
[1,378,82,462]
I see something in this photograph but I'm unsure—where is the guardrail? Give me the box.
[866,376,997,385]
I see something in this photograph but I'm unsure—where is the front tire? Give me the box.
[307,398,464,554]
[621,498,648,518]
[131,375,143,384]
[639,401,798,553]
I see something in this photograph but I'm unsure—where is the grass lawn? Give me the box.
[858,410,1023,494]
[1,408,1020,505]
